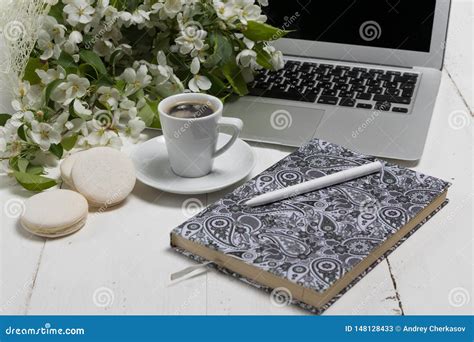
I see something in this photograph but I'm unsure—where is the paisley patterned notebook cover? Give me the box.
[171,138,450,311]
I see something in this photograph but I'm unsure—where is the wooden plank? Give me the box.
[0,180,45,314]
[387,70,473,315]
[444,0,473,113]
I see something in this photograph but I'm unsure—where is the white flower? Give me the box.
[117,99,138,119]
[126,117,146,138]
[93,40,114,57]
[51,74,90,105]
[175,22,207,55]
[11,82,42,112]
[65,118,85,133]
[236,0,266,24]
[263,45,284,70]
[120,9,150,26]
[236,49,257,67]
[161,0,183,18]
[64,0,95,26]
[73,99,92,118]
[36,67,66,86]
[213,0,239,25]
[37,31,61,60]
[0,127,7,153]
[188,57,211,92]
[29,121,62,151]
[120,65,152,96]
[63,31,83,54]
[83,122,122,149]
[97,86,120,109]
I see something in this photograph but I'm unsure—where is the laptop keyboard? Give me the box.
[248,60,420,113]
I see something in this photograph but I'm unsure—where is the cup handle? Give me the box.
[213,117,243,158]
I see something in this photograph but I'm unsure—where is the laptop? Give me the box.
[223,0,451,160]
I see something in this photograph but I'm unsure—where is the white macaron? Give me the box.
[21,189,89,238]
[70,147,136,207]
[60,152,83,189]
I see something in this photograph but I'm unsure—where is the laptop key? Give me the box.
[339,90,355,98]
[351,85,366,92]
[385,88,401,96]
[346,70,359,78]
[375,101,391,111]
[378,74,392,81]
[400,83,415,90]
[334,83,350,91]
[320,64,334,69]
[317,96,338,105]
[356,103,373,109]
[367,86,383,94]
[339,98,355,107]
[356,92,372,100]
[373,95,411,104]
[322,89,337,96]
[392,107,409,113]
[319,82,332,89]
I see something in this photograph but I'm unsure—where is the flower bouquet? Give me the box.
[0,0,287,191]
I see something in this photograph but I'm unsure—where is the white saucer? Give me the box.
[131,133,255,194]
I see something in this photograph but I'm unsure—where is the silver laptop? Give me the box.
[223,0,451,160]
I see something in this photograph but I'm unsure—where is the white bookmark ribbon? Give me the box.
[170,262,213,284]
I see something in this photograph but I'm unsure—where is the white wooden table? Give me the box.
[1,0,472,316]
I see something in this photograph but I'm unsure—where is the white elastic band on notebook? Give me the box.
[170,262,213,283]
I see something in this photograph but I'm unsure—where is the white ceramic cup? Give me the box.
[158,93,243,178]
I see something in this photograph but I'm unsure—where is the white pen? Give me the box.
[245,161,383,207]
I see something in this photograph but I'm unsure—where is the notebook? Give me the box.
[170,138,450,313]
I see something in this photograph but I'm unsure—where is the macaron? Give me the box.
[21,189,89,238]
[70,147,136,207]
[60,152,83,189]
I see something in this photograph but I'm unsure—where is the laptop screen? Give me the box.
[264,0,437,53]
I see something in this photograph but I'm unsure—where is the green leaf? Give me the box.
[138,99,159,127]
[0,113,11,126]
[79,63,99,80]
[23,58,47,85]
[222,63,248,96]
[26,165,44,175]
[243,21,289,41]
[48,3,65,22]
[18,125,27,141]
[49,143,63,159]
[18,158,29,173]
[150,115,161,129]
[57,51,77,70]
[205,71,229,96]
[9,156,19,171]
[204,32,233,68]
[61,134,78,151]
[79,50,107,75]
[254,44,274,70]
[14,171,57,192]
